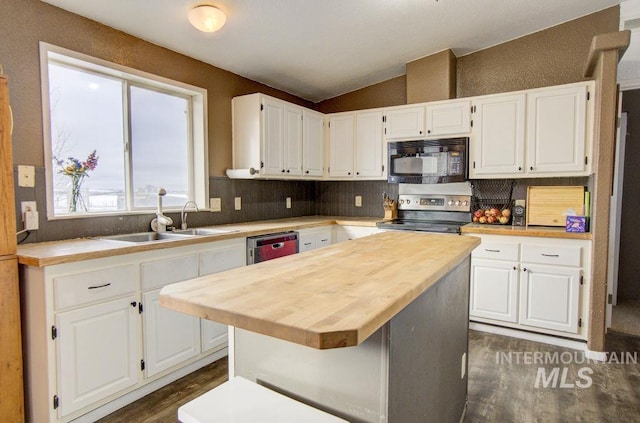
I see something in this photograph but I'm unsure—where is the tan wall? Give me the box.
[315,75,406,114]
[457,7,619,97]
[406,49,456,104]
[0,0,313,177]
[318,6,619,113]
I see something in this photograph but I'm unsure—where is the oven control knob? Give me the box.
[463,200,469,206]
[400,200,405,204]
[455,200,461,206]
[406,200,411,204]
[448,200,454,206]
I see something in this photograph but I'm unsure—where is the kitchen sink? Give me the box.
[172,228,239,236]
[101,232,195,243]
[100,227,239,243]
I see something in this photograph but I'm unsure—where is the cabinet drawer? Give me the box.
[472,242,519,261]
[522,244,581,267]
[54,265,137,310]
[142,254,198,291]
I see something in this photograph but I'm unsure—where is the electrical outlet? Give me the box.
[355,195,362,207]
[286,197,291,209]
[234,197,242,211]
[18,165,35,187]
[210,198,221,212]
[21,201,37,216]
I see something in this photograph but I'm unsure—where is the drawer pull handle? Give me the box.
[485,249,501,253]
[541,254,559,257]
[88,283,111,290]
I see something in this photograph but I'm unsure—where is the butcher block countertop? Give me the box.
[16,216,379,267]
[460,223,592,240]
[159,231,480,350]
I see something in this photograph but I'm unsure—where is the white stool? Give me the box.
[178,376,348,423]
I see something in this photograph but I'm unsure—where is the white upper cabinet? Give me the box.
[470,82,593,179]
[328,113,355,177]
[470,93,526,177]
[355,110,384,177]
[302,109,325,177]
[526,84,588,174]
[383,105,426,140]
[328,110,385,180]
[261,96,286,176]
[284,103,303,176]
[231,93,323,179]
[425,99,471,137]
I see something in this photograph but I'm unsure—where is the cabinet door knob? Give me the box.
[529,166,533,171]
[523,267,528,272]
[356,171,360,175]
[348,172,351,175]
[518,167,522,171]
[281,169,285,173]
[305,170,309,174]
[286,169,290,173]
[513,266,517,270]
[131,301,137,308]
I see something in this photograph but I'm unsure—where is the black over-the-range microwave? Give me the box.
[387,137,469,184]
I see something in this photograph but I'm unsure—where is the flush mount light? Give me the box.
[188,5,226,32]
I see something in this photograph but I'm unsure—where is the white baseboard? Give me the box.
[470,322,587,351]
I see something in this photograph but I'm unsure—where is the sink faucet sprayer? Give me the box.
[181,201,199,230]
[153,188,173,232]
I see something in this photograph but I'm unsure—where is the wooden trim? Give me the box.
[0,257,24,422]
[585,30,629,352]
[584,30,631,77]
[0,76,17,256]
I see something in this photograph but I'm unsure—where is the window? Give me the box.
[40,43,208,218]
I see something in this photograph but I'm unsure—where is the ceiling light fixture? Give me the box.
[188,5,226,33]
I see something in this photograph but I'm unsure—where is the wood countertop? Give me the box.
[460,223,592,240]
[16,217,380,267]
[159,231,480,350]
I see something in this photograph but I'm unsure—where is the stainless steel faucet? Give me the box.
[155,188,173,232]
[181,201,199,230]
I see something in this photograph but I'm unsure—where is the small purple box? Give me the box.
[566,216,587,233]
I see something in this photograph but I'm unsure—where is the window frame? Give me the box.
[39,42,209,220]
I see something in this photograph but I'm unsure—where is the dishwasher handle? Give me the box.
[271,243,284,249]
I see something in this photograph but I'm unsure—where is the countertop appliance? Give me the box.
[387,137,468,184]
[247,231,299,265]
[377,183,472,234]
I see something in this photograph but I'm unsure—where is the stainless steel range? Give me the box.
[377,183,472,234]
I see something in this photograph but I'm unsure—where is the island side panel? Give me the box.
[388,257,471,423]
[233,326,389,423]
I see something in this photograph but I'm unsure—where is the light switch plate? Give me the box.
[210,198,221,212]
[286,197,291,209]
[355,195,362,207]
[234,197,242,210]
[18,165,35,187]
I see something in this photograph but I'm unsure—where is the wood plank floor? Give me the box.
[97,331,640,422]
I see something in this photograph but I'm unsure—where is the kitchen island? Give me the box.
[160,231,480,423]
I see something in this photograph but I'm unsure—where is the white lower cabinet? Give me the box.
[468,234,590,339]
[470,259,519,323]
[142,289,201,377]
[55,296,140,417]
[298,227,333,252]
[141,254,200,377]
[519,263,581,333]
[198,240,246,352]
[21,237,246,423]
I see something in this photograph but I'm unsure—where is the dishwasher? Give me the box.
[246,231,299,265]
